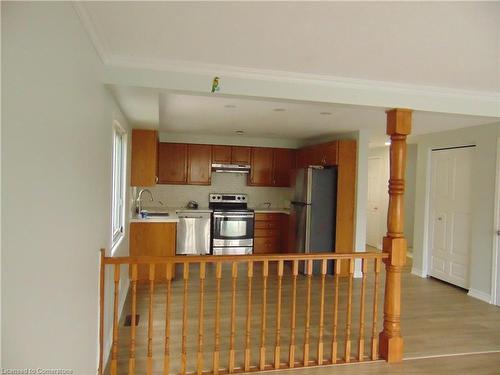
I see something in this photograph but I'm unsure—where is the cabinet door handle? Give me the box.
[155,176,159,183]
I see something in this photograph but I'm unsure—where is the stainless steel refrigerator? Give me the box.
[290,166,337,274]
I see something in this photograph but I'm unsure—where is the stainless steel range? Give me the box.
[209,193,254,255]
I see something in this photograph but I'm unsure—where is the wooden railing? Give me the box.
[99,252,388,375]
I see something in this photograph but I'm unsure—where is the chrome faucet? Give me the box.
[136,189,154,214]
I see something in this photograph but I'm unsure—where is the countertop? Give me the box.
[130,207,212,223]
[130,207,290,223]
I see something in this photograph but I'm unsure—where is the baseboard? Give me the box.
[411,267,427,278]
[467,288,491,304]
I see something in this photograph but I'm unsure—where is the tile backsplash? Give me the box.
[142,172,292,209]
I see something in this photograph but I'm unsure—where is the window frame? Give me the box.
[111,121,127,252]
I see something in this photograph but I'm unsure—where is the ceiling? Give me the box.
[81,1,500,92]
[84,2,499,146]
[109,85,498,147]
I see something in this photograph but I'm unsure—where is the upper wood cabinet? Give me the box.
[212,145,251,165]
[212,145,232,164]
[187,144,212,185]
[295,141,338,168]
[131,129,158,186]
[231,146,251,164]
[249,147,294,187]
[248,147,274,186]
[158,143,187,184]
[273,148,294,187]
[158,143,212,185]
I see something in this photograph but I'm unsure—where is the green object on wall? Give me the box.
[211,76,220,93]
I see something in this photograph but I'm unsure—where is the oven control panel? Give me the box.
[209,193,248,203]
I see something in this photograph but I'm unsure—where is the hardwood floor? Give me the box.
[273,352,500,375]
[107,261,500,375]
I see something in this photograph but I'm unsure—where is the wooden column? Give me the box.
[379,108,412,363]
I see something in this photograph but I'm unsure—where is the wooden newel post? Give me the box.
[379,108,412,363]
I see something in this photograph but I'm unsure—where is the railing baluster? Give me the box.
[147,264,155,375]
[317,259,327,365]
[331,260,341,364]
[259,260,269,370]
[274,260,284,369]
[129,264,138,375]
[344,259,354,363]
[181,263,190,375]
[371,258,382,360]
[244,261,254,372]
[164,262,173,375]
[197,262,206,375]
[110,264,120,375]
[229,262,238,373]
[99,252,390,375]
[98,250,105,375]
[289,260,298,368]
[303,260,313,367]
[358,259,368,361]
[213,262,222,375]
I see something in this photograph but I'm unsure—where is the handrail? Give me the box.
[102,251,388,265]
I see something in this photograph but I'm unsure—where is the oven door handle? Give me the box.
[214,214,254,219]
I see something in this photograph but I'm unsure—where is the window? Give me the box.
[112,122,127,250]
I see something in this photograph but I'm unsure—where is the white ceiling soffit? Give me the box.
[76,2,500,118]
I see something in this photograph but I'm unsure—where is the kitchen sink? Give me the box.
[140,211,170,218]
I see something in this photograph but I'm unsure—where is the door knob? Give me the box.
[497,230,500,236]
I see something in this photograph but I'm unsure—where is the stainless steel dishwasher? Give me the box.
[176,211,211,255]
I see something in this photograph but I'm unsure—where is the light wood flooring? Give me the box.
[107,258,500,375]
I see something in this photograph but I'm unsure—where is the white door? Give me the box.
[428,147,474,288]
[367,157,383,249]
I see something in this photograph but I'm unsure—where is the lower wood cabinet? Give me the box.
[254,213,289,253]
[130,222,176,281]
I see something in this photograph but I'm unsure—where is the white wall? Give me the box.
[146,172,291,210]
[368,144,417,249]
[412,122,500,300]
[2,2,129,372]
[160,131,303,149]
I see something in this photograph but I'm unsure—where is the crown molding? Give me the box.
[73,1,111,64]
[105,54,500,107]
[75,3,500,117]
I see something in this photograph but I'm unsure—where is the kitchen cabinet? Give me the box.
[212,145,232,164]
[231,146,251,164]
[254,213,289,253]
[129,222,176,281]
[335,140,356,255]
[187,144,212,185]
[273,148,294,187]
[158,143,187,184]
[248,147,274,186]
[295,141,338,168]
[249,147,294,187]
[158,143,212,185]
[212,145,251,165]
[131,129,158,186]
